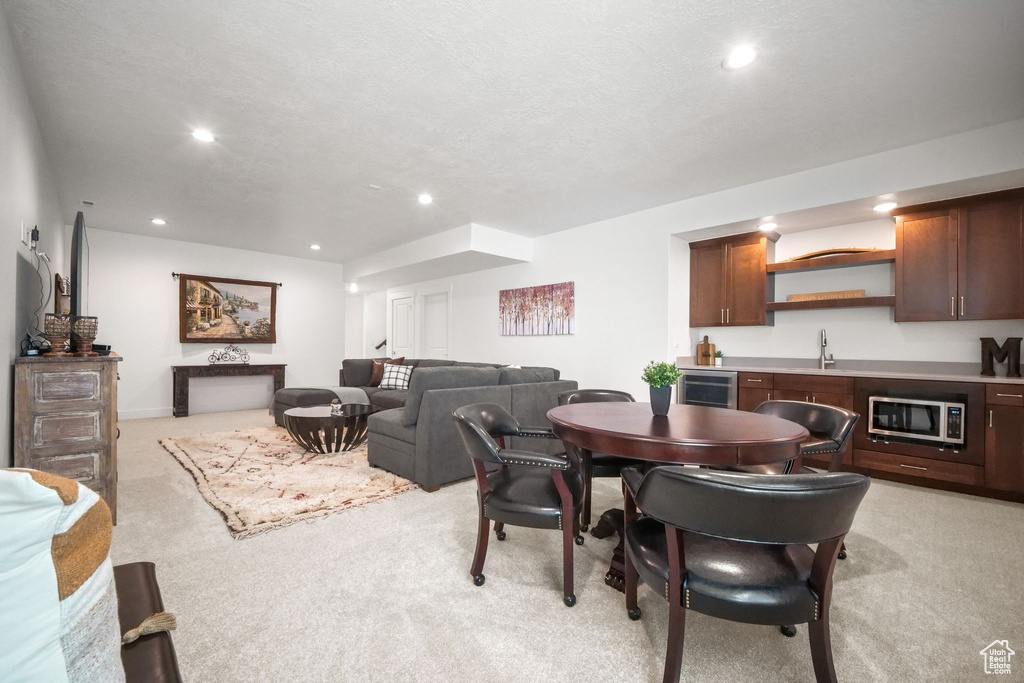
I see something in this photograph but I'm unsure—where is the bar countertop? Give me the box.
[676,356,1024,385]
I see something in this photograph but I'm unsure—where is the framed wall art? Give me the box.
[499,281,574,336]
[178,274,278,344]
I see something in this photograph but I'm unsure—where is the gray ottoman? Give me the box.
[272,387,370,426]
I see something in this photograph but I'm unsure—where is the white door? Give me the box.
[391,296,414,358]
[421,292,450,359]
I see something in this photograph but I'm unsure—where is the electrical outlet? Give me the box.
[20,221,27,245]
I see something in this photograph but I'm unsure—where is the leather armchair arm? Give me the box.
[517,427,559,439]
[497,449,570,470]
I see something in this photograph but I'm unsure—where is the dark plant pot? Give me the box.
[650,386,672,416]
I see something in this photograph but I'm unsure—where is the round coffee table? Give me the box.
[283,404,380,453]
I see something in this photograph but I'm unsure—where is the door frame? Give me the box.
[386,289,415,358]
[418,286,452,360]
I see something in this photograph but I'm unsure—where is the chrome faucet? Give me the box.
[819,329,835,370]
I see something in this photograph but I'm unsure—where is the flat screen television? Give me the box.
[70,211,85,317]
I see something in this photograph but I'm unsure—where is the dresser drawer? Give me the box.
[774,373,854,395]
[987,384,1024,407]
[738,372,773,389]
[854,449,984,486]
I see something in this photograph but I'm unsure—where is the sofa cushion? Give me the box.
[367,408,416,444]
[370,389,409,410]
[402,366,501,426]
[508,380,579,455]
[342,358,380,387]
[453,361,503,369]
[416,359,456,368]
[498,367,557,385]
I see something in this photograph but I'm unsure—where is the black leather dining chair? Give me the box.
[622,466,870,683]
[735,400,860,560]
[557,389,636,531]
[453,403,585,607]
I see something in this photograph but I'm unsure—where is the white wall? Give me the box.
[361,291,387,357]
[693,218,1024,363]
[344,292,364,359]
[84,229,345,418]
[0,5,65,466]
[370,119,1024,399]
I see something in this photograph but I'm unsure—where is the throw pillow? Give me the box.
[0,469,125,682]
[368,357,405,387]
[379,363,413,390]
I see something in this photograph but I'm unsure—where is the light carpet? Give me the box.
[116,410,1024,682]
[160,427,414,538]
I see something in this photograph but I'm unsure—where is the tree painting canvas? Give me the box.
[178,274,277,343]
[499,281,575,336]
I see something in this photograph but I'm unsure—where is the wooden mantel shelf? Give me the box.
[767,249,896,273]
[766,295,896,312]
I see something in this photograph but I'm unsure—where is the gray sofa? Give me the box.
[366,365,576,491]
[272,358,575,490]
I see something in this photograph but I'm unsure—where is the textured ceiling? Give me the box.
[4,0,1024,263]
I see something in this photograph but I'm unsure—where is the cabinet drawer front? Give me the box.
[32,411,101,447]
[774,373,854,394]
[33,370,101,403]
[986,384,1024,407]
[27,451,100,483]
[738,372,773,388]
[854,449,984,485]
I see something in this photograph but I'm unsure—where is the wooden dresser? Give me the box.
[14,355,121,523]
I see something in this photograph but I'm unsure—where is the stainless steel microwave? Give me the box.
[868,396,965,445]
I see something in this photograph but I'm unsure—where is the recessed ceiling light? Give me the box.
[418,193,433,205]
[722,45,757,70]
[873,201,898,213]
[151,218,167,225]
[759,221,777,232]
[348,283,359,293]
[192,129,215,142]
[309,244,321,250]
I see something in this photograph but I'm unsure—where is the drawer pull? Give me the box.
[899,464,928,471]
[745,379,762,383]
[996,393,1023,398]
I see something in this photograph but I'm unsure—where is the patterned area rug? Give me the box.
[160,427,415,538]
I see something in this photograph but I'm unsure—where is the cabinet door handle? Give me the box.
[960,296,964,317]
[950,296,955,317]
[989,409,993,428]
[812,396,816,403]
[996,393,1023,398]
[721,309,724,324]
[767,391,772,401]
[899,464,928,471]
[726,308,730,324]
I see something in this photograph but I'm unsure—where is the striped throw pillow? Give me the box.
[379,363,413,390]
[0,469,125,682]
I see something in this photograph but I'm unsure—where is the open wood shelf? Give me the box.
[766,295,896,312]
[766,249,896,273]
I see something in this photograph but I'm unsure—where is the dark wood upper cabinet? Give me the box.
[895,209,958,322]
[895,189,1024,322]
[958,198,1024,320]
[689,232,775,327]
[689,242,727,327]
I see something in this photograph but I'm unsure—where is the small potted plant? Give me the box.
[714,350,724,367]
[641,361,682,417]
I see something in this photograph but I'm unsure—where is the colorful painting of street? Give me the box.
[180,275,277,343]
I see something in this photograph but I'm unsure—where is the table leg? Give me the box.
[591,508,626,592]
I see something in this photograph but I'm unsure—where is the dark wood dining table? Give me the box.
[547,401,809,591]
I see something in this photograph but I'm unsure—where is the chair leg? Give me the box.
[662,595,686,683]
[553,470,576,607]
[809,615,837,683]
[582,451,593,531]
[837,542,847,560]
[494,522,506,541]
[625,551,641,621]
[470,511,489,586]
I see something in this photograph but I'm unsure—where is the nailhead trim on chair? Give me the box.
[685,589,690,608]
[558,512,562,530]
[814,600,819,620]
[500,457,564,468]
